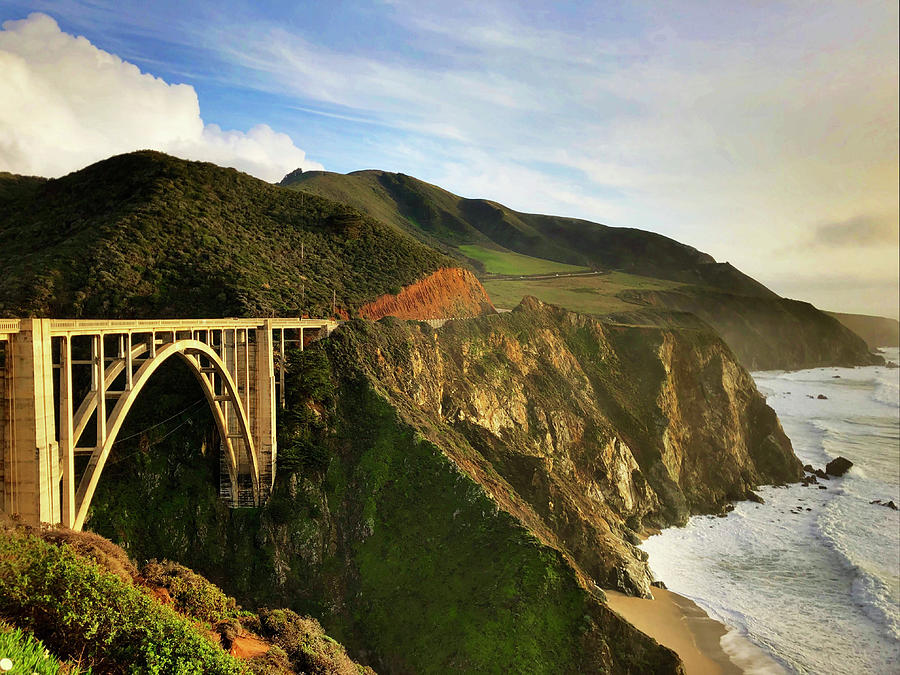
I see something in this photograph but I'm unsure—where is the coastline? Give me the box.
[606,588,742,675]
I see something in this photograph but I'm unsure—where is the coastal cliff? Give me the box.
[84,298,800,673]
[334,297,802,597]
[357,267,495,320]
[826,311,900,351]
[617,287,881,370]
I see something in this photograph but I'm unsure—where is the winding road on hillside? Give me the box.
[481,270,608,282]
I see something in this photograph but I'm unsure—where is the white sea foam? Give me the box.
[642,350,900,674]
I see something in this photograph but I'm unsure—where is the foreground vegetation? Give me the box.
[0,521,373,674]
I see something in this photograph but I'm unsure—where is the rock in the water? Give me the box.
[825,456,853,477]
[832,375,841,378]
[888,501,898,511]
[818,485,827,490]
[886,361,898,369]
[817,394,828,400]
[803,464,815,472]
[815,469,829,479]
[873,499,899,510]
[651,580,668,590]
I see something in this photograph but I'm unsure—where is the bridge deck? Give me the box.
[0,318,337,339]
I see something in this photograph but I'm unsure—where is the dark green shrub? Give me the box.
[257,609,373,675]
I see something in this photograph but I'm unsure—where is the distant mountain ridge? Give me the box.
[280,168,879,370]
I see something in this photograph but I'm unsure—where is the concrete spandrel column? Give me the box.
[6,319,60,526]
[254,321,276,495]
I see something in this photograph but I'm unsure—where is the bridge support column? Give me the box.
[4,319,59,526]
[254,321,277,497]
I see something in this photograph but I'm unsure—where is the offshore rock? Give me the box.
[825,456,853,477]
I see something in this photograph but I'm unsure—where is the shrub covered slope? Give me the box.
[0,152,451,318]
[0,521,373,674]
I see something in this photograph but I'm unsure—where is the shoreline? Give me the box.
[606,587,742,675]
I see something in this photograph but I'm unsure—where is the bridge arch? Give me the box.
[72,340,258,530]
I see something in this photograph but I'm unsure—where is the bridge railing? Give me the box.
[0,320,20,338]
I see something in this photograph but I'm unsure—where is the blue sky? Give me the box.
[1,1,897,317]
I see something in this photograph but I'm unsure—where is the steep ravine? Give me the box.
[85,299,802,673]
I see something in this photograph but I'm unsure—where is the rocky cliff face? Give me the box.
[343,297,802,598]
[356,267,495,320]
[619,287,882,370]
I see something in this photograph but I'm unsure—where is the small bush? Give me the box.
[141,559,246,624]
[257,609,373,675]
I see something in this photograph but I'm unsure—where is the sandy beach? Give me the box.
[606,587,742,675]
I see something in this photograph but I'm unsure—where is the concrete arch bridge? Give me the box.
[0,318,337,530]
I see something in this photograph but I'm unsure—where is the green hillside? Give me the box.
[457,244,589,275]
[483,271,684,316]
[0,152,452,319]
[281,168,879,370]
[282,169,773,296]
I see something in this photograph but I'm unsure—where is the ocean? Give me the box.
[641,347,900,674]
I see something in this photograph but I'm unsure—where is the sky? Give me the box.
[0,1,897,319]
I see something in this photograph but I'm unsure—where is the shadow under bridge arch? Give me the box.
[71,339,259,530]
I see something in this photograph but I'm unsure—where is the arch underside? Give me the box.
[70,340,259,530]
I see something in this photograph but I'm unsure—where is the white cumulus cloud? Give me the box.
[0,13,322,181]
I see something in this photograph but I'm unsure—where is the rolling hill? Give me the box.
[281,168,880,370]
[0,152,457,319]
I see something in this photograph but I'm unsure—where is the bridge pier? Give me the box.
[2,319,60,525]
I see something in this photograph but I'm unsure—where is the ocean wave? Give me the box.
[645,361,900,674]
[818,494,900,640]
[720,628,787,675]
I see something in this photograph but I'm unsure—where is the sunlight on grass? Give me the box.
[458,245,590,275]
[483,272,682,315]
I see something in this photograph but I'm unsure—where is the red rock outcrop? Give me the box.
[357,267,495,320]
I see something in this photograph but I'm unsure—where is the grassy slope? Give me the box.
[283,168,881,369]
[483,271,684,316]
[457,244,589,275]
[0,153,451,318]
[283,169,773,296]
